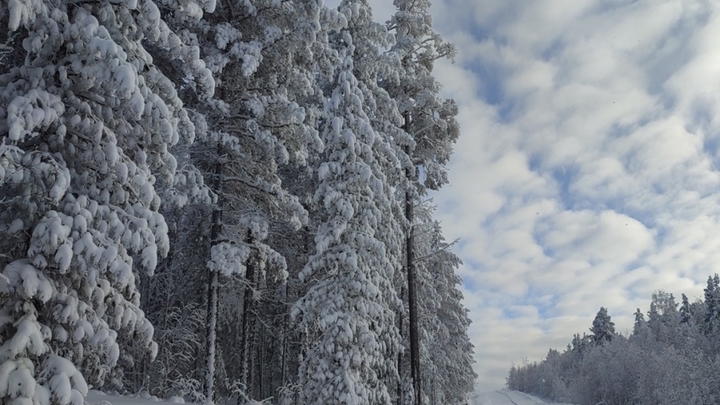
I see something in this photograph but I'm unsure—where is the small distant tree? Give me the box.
[647,291,678,344]
[590,307,615,345]
[631,308,652,344]
[571,333,591,356]
[680,293,692,325]
[704,275,720,333]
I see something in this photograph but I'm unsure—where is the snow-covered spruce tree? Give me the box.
[680,293,692,325]
[0,0,214,402]
[292,18,401,405]
[631,308,650,341]
[704,275,720,334]
[382,1,460,403]
[590,307,615,345]
[336,1,412,402]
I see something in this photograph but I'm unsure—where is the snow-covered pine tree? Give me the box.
[703,275,720,333]
[680,293,692,325]
[336,1,411,402]
[0,0,214,402]
[382,1,460,403]
[590,307,615,345]
[384,0,458,193]
[632,308,649,338]
[292,14,400,404]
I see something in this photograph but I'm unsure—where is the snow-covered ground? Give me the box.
[85,391,182,405]
[471,389,576,405]
[87,388,576,405]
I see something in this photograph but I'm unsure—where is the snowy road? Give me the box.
[471,389,576,405]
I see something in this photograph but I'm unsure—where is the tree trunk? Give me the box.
[404,112,422,405]
[205,147,224,404]
[240,232,257,398]
[205,248,219,404]
[397,296,403,405]
[406,189,421,405]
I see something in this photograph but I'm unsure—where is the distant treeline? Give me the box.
[508,276,720,405]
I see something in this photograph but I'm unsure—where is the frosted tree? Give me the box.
[385,0,458,192]
[292,15,400,404]
[703,275,720,334]
[335,1,411,401]
[590,307,615,345]
[680,293,692,325]
[647,291,678,345]
[0,0,214,402]
[381,1,460,403]
[632,308,649,339]
[145,1,328,401]
[413,202,475,405]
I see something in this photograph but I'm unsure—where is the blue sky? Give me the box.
[427,0,720,391]
[356,0,720,392]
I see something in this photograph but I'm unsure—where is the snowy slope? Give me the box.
[471,389,577,405]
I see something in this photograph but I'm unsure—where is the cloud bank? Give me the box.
[419,0,720,391]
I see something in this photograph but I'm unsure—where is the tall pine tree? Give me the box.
[383,1,460,403]
[292,9,401,403]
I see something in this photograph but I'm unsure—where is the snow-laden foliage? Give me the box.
[0,0,213,402]
[413,202,476,405]
[190,1,326,401]
[384,0,459,193]
[292,25,401,405]
[590,307,615,346]
[0,0,473,404]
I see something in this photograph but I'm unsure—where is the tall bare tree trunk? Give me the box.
[239,232,258,398]
[205,147,224,404]
[397,286,404,405]
[406,190,421,405]
[205,255,219,404]
[404,113,422,405]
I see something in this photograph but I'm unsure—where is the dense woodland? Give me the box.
[0,0,476,404]
[507,277,720,405]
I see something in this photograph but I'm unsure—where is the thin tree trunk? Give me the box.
[205,147,224,404]
[404,112,422,405]
[406,189,421,405]
[280,285,288,389]
[240,232,257,398]
[205,243,219,404]
[397,307,403,405]
[257,323,264,398]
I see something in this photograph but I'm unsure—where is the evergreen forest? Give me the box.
[508,277,720,405]
[0,0,476,404]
